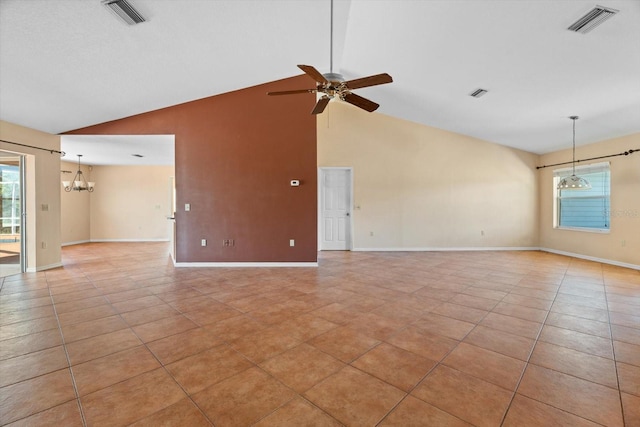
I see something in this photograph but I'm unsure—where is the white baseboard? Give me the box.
[54,243,639,271]
[173,261,318,268]
[540,248,640,271]
[61,240,90,247]
[62,239,169,246]
[90,239,170,243]
[27,262,63,272]
[352,246,540,252]
[352,246,638,270]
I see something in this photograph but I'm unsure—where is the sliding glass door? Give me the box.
[0,153,24,276]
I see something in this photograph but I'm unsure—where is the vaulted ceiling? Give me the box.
[1,0,639,162]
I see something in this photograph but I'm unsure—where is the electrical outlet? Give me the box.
[290,239,295,247]
[185,203,191,211]
[201,239,207,247]
[481,230,485,236]
[223,239,234,247]
[41,242,47,249]
[370,231,374,236]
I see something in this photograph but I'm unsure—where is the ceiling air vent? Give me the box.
[568,5,618,34]
[469,88,488,98]
[102,0,146,25]
[131,154,144,158]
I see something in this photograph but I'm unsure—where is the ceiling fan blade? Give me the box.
[343,92,379,112]
[344,73,393,90]
[267,89,316,96]
[311,96,331,115]
[298,65,328,84]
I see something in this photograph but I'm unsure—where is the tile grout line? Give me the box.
[138,340,217,426]
[422,274,524,426]
[372,271,517,426]
[496,260,568,426]
[93,276,217,427]
[602,266,627,426]
[133,289,346,426]
[497,259,623,426]
[247,363,346,427]
[205,300,346,426]
[6,246,636,425]
[372,297,480,424]
[45,270,89,427]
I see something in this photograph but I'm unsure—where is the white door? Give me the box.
[320,168,351,250]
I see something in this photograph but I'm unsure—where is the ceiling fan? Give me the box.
[267,0,393,115]
[268,65,392,115]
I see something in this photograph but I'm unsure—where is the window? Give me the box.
[554,162,610,231]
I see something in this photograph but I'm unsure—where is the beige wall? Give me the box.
[538,133,640,266]
[60,160,90,244]
[4,110,636,269]
[88,165,174,242]
[318,102,539,250]
[0,120,62,271]
[61,164,174,243]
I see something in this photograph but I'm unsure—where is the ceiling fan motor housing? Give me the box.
[323,72,345,82]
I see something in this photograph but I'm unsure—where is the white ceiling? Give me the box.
[1,0,639,165]
[60,135,174,166]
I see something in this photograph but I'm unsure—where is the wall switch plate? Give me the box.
[290,239,295,247]
[185,203,191,211]
[201,239,207,246]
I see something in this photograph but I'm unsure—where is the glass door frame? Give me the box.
[19,155,26,272]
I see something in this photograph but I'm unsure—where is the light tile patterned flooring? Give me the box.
[0,242,639,426]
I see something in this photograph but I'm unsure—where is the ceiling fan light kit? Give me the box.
[557,116,592,190]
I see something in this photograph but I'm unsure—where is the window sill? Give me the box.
[554,226,610,234]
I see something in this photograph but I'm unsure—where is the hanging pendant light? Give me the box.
[62,155,95,192]
[557,116,591,190]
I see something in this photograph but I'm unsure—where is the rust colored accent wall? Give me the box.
[66,76,317,262]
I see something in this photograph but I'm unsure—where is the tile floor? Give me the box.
[0,242,638,426]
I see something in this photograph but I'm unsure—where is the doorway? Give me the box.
[319,167,352,250]
[0,154,25,276]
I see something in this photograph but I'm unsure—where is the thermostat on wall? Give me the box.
[290,180,300,187]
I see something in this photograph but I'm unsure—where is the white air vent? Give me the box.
[568,5,618,34]
[102,0,146,25]
[470,88,488,98]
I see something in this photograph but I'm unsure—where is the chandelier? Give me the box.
[62,155,95,192]
[557,116,591,190]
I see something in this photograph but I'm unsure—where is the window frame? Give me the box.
[553,162,610,233]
